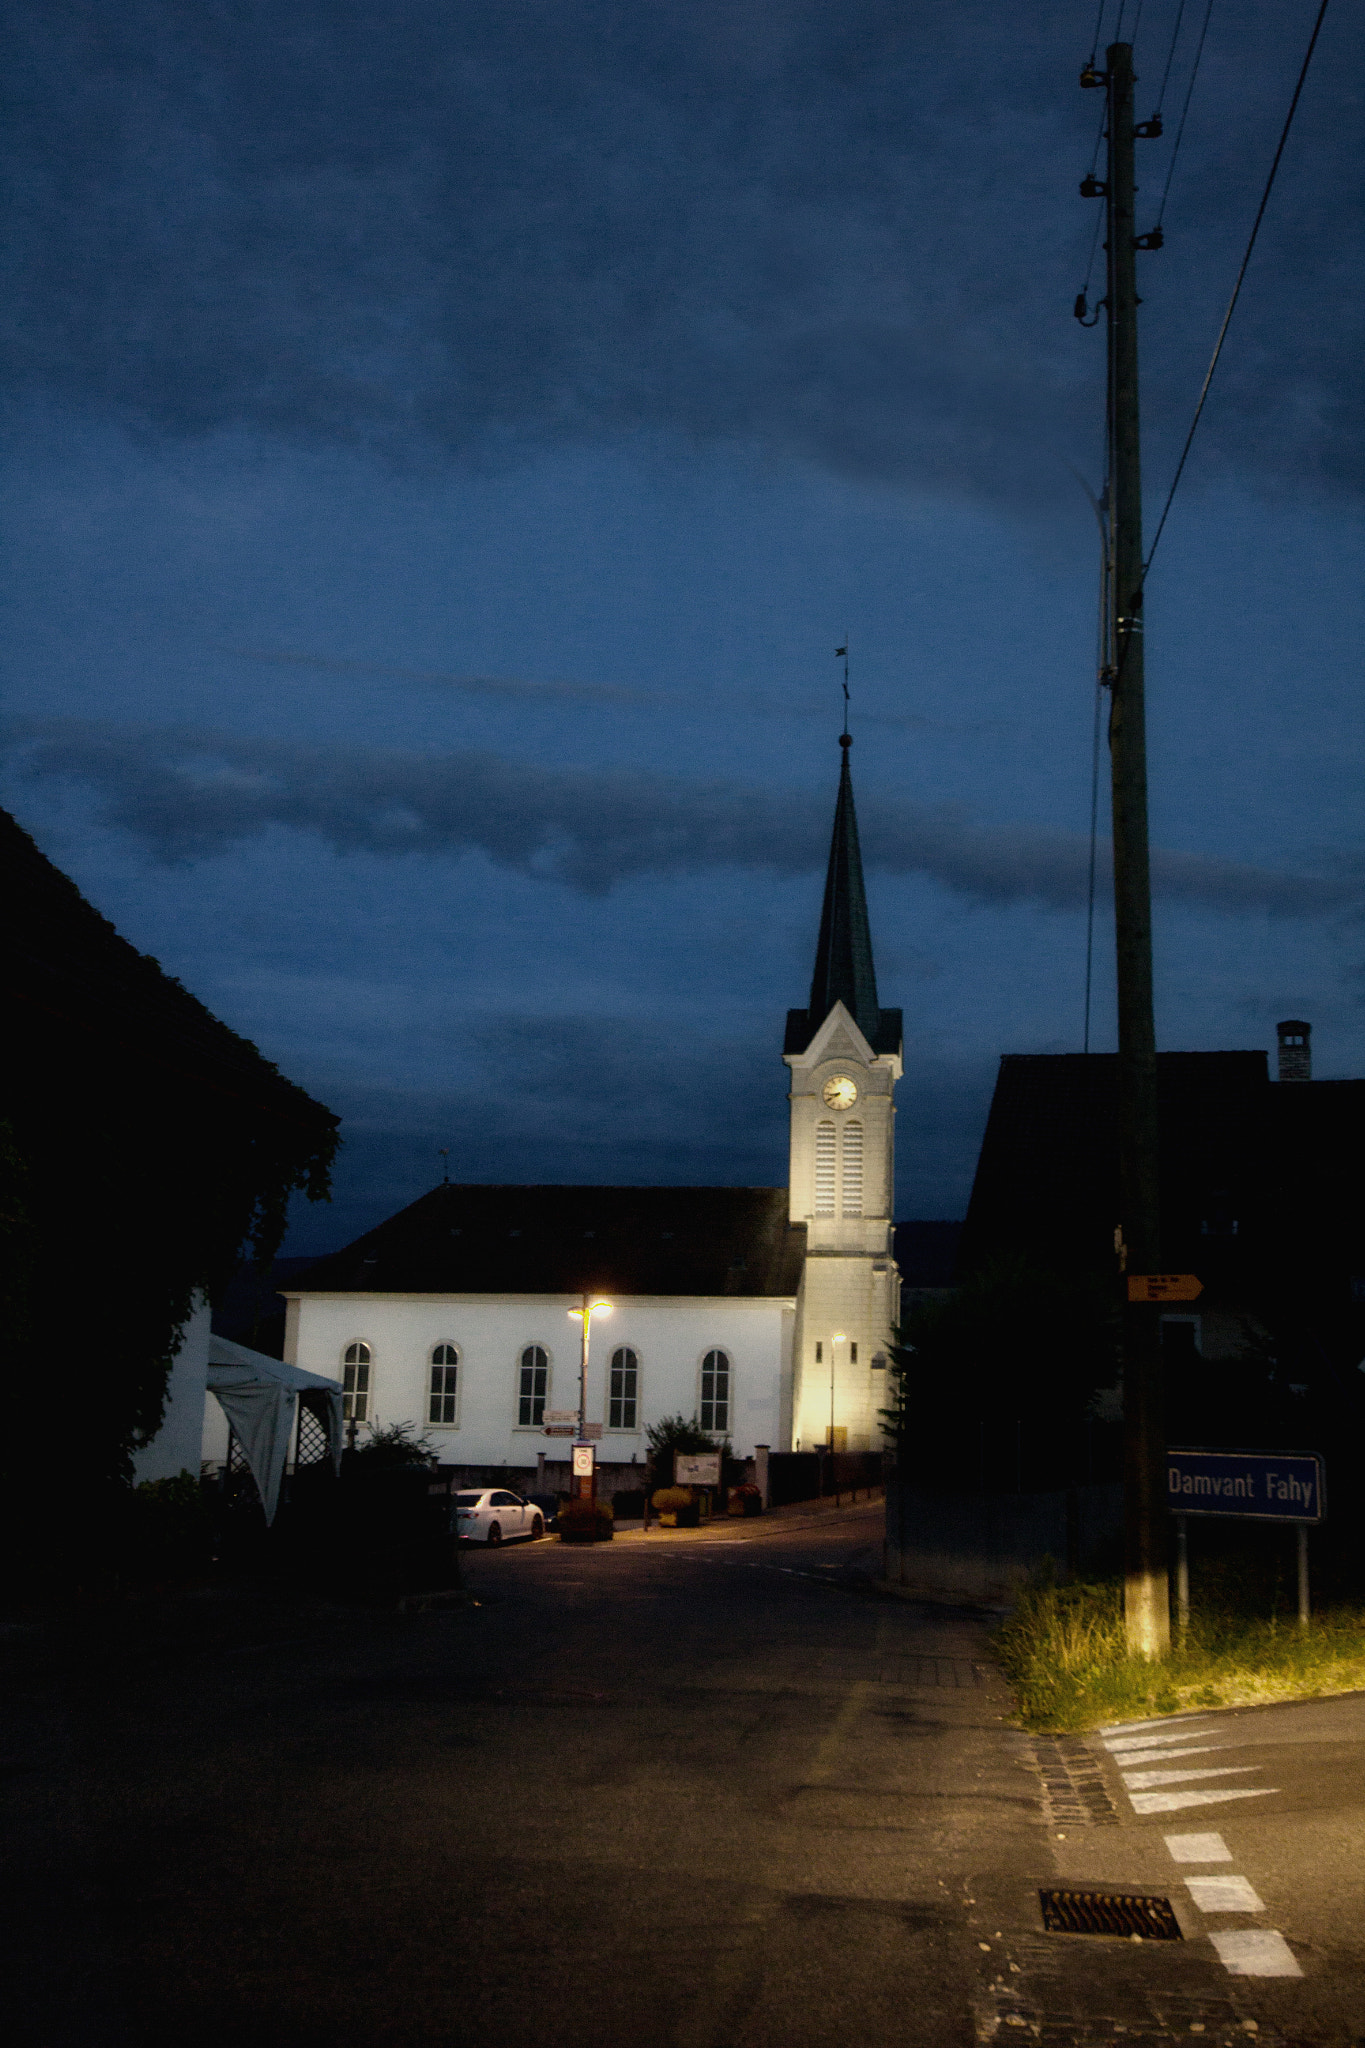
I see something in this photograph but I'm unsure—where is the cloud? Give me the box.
[5,717,1350,919]
[2,0,1359,504]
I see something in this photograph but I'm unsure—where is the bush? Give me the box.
[120,1470,213,1580]
[558,1497,613,1543]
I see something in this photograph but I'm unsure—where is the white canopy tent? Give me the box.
[207,1335,343,1527]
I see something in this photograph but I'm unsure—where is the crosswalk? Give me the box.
[1100,1714,1278,1814]
[1097,1715,1302,1981]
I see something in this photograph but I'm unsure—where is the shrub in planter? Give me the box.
[651,1485,700,1528]
[727,1483,763,1517]
[557,1497,614,1543]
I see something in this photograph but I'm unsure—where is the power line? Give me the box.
[1145,0,1331,575]
[1151,0,1190,119]
[1154,0,1216,231]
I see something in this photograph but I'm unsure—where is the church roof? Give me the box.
[785,737,901,1057]
[289,1184,807,1298]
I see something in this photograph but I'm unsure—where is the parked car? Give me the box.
[455,1488,545,1545]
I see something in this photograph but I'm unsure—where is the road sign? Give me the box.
[675,1451,721,1487]
[1128,1273,1203,1303]
[544,1410,577,1424]
[1167,1448,1324,1523]
[571,1443,595,1478]
[542,1424,576,1437]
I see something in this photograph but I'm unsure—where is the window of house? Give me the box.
[429,1343,459,1425]
[609,1346,639,1430]
[518,1344,549,1425]
[700,1349,731,1433]
[1160,1316,1201,1365]
[841,1121,863,1216]
[814,1340,823,1364]
[850,1340,858,1364]
[342,1341,371,1422]
[814,1121,836,1215]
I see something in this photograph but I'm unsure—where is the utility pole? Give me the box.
[1087,41,1169,1658]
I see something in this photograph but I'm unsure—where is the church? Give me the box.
[280,734,903,1472]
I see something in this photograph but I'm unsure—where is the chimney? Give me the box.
[1276,1019,1311,1083]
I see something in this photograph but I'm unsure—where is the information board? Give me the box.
[675,1451,722,1488]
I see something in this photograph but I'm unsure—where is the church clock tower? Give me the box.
[784,733,902,1454]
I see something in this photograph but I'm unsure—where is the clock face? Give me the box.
[822,1074,859,1110]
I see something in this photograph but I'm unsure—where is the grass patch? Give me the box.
[994,1576,1365,1731]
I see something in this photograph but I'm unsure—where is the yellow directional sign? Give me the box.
[1128,1273,1203,1303]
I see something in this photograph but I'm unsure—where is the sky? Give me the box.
[2,0,1362,1251]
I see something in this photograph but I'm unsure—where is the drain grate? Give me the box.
[1040,1889,1182,1940]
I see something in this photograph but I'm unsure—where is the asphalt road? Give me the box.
[4,1501,1362,2046]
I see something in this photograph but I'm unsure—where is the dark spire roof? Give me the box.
[784,735,901,1057]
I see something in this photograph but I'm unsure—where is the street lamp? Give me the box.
[567,1294,613,1442]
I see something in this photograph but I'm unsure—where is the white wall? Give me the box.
[285,1291,793,1464]
[130,1295,210,1484]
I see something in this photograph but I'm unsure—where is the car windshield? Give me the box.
[454,1492,484,1507]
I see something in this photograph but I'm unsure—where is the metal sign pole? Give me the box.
[1174,1514,1189,1635]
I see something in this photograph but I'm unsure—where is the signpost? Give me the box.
[1128,1274,1203,1303]
[1167,1448,1325,1632]
[571,1440,596,1502]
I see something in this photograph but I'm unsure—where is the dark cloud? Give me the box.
[2,1,1359,503]
[5,717,1350,918]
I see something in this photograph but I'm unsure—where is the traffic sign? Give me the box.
[571,1443,595,1478]
[542,1424,575,1437]
[578,1423,603,1442]
[1128,1273,1203,1303]
[544,1410,577,1424]
[1167,1448,1324,1523]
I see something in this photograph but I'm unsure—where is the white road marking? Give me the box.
[1129,1785,1277,1814]
[1102,1714,1211,1736]
[1108,1742,1224,1766]
[1210,1929,1302,1978]
[1164,1832,1232,1862]
[1121,1765,1258,1790]
[1101,1727,1213,1753]
[1186,1875,1266,1913]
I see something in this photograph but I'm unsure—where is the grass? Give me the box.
[994,1574,1365,1731]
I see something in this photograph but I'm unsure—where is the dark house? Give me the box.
[958,1025,1365,1383]
[3,807,337,1528]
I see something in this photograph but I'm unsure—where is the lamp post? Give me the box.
[567,1293,612,1443]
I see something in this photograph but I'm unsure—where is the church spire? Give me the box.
[806,732,880,1045]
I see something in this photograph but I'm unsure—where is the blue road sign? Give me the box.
[1167,1448,1324,1524]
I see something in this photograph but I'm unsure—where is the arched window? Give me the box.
[342,1341,371,1422]
[609,1346,639,1430]
[841,1120,863,1216]
[700,1349,731,1434]
[518,1344,549,1426]
[814,1121,836,1216]
[429,1343,460,1426]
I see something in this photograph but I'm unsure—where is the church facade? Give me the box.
[282,736,902,1469]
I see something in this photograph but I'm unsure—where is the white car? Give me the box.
[455,1488,545,1545]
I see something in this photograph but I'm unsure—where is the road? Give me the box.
[4,1499,1362,2045]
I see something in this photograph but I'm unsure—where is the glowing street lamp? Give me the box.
[567,1293,613,1443]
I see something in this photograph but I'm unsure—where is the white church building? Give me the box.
[281,734,903,1472]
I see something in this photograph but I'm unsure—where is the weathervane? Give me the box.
[835,640,850,744]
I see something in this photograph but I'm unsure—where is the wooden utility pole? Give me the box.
[1095,41,1169,1658]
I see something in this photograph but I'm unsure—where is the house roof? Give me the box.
[4,806,336,1132]
[957,1050,1365,1299]
[785,737,901,1058]
[289,1184,807,1299]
